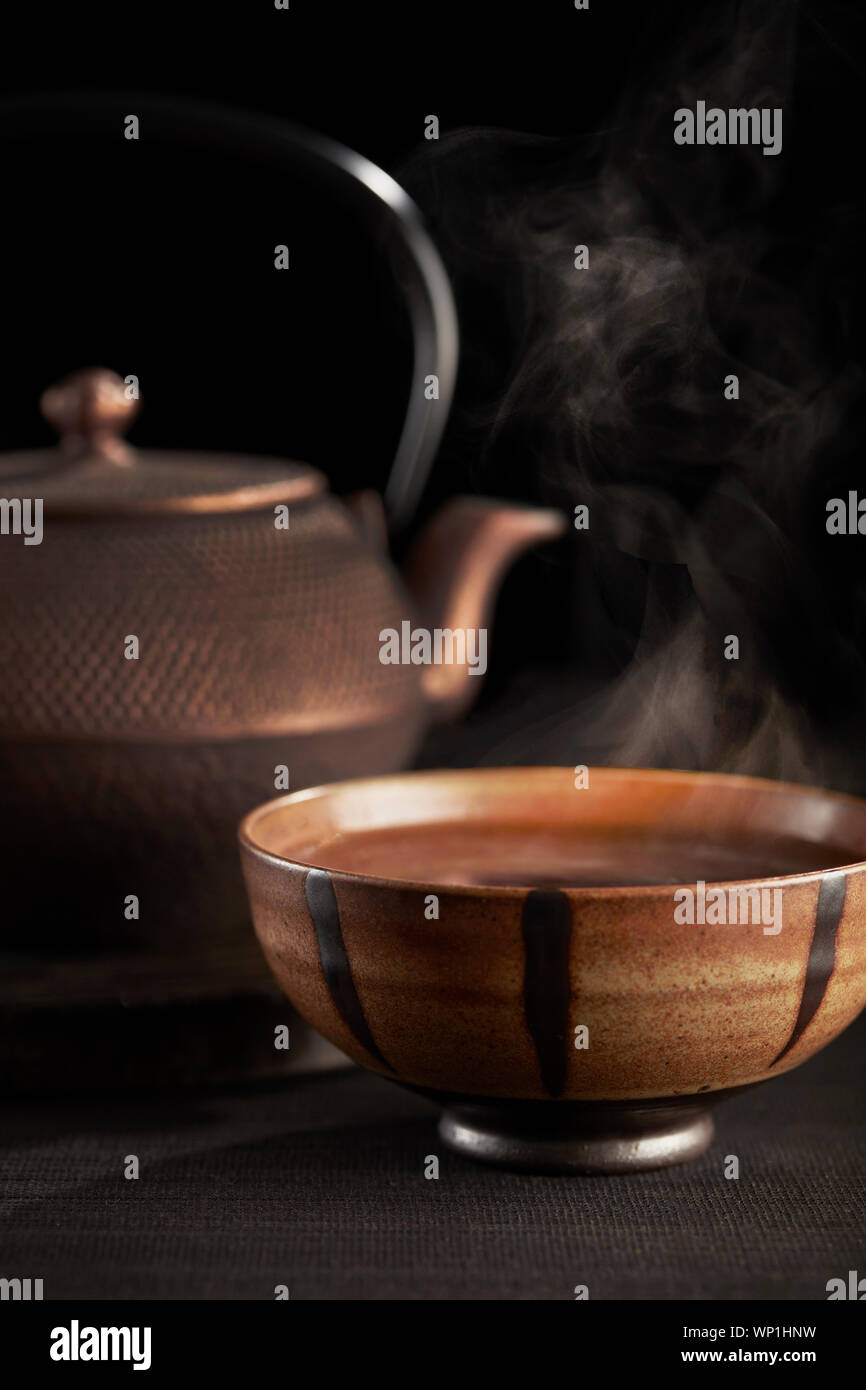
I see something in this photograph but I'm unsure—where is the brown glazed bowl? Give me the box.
[239,767,866,1173]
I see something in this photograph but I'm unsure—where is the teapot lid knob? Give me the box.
[40,368,140,464]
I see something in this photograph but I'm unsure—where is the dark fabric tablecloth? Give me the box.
[1,1013,864,1301]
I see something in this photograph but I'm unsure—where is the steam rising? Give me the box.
[404,0,865,788]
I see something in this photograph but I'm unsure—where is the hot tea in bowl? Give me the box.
[238,767,866,1172]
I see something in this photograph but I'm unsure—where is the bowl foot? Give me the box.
[436,1098,715,1174]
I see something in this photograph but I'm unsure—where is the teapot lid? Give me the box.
[0,368,325,516]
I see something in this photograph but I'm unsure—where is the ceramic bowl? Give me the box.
[238,767,866,1173]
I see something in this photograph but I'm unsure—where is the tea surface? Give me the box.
[300,822,855,887]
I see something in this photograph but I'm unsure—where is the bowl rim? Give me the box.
[237,764,866,899]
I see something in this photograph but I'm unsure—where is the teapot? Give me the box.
[0,367,563,950]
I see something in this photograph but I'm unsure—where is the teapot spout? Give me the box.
[401,496,565,722]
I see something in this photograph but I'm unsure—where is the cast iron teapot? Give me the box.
[0,95,563,956]
[0,367,562,950]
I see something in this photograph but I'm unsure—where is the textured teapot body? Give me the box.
[0,489,428,742]
[0,490,433,950]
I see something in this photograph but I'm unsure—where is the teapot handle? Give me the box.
[278,121,460,535]
[0,92,458,535]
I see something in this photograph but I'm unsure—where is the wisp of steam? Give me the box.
[402,0,866,791]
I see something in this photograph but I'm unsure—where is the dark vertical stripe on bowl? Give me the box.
[770,870,847,1068]
[522,889,573,1097]
[304,868,392,1071]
